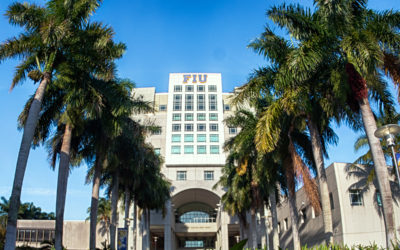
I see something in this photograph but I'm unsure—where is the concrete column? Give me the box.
[164,200,172,250]
[221,211,229,250]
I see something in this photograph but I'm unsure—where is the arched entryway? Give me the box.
[172,188,220,249]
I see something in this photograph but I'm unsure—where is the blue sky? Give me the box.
[0,0,398,220]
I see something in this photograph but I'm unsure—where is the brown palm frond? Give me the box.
[383,52,400,102]
[289,139,321,213]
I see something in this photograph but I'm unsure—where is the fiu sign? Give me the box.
[183,74,207,84]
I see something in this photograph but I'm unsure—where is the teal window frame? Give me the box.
[209,113,218,121]
[184,145,194,154]
[173,113,181,121]
[197,113,206,121]
[171,146,181,154]
[210,145,219,154]
[172,134,181,143]
[197,145,206,154]
[197,134,206,142]
[210,134,219,142]
[184,134,194,142]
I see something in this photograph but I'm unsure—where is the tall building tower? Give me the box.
[128,73,240,249]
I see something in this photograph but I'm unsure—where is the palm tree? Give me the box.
[87,197,111,247]
[0,1,125,248]
[266,1,400,247]
[84,80,152,249]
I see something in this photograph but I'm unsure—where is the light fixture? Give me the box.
[375,124,400,190]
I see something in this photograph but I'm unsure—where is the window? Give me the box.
[177,171,186,180]
[185,124,193,132]
[174,85,182,92]
[197,85,205,92]
[151,127,162,135]
[376,190,382,207]
[172,134,181,142]
[208,85,217,92]
[349,189,363,206]
[209,113,218,121]
[204,171,214,180]
[197,113,206,121]
[184,145,194,154]
[159,105,167,111]
[185,113,194,121]
[210,145,219,154]
[329,192,334,209]
[300,208,307,224]
[229,127,237,134]
[154,148,161,155]
[197,134,206,142]
[185,85,194,92]
[173,113,181,121]
[197,94,205,111]
[171,146,181,154]
[208,94,217,111]
[197,145,206,154]
[185,94,194,111]
[210,134,219,142]
[224,104,230,111]
[17,229,55,243]
[172,124,181,132]
[184,134,194,142]
[284,218,288,231]
[209,123,218,132]
[173,94,182,111]
[197,123,206,132]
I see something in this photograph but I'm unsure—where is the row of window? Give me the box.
[174,85,217,92]
[158,103,231,112]
[151,126,237,135]
[172,134,219,143]
[177,170,214,180]
[172,145,220,154]
[17,228,55,243]
[277,190,379,234]
[173,113,218,121]
[172,123,219,132]
[173,94,217,111]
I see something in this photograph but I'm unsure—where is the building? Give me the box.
[126,73,242,250]
[15,73,400,250]
[276,162,400,249]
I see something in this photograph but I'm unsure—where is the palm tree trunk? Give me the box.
[306,119,333,244]
[4,74,50,250]
[124,186,130,229]
[55,123,73,250]
[250,207,258,248]
[142,208,150,250]
[259,204,267,249]
[287,183,301,250]
[89,154,103,250]
[133,202,137,249]
[269,190,279,250]
[359,97,396,248]
[110,172,119,250]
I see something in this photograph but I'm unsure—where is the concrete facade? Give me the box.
[276,162,400,249]
[16,220,107,249]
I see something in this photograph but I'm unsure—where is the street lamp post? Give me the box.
[375,124,400,191]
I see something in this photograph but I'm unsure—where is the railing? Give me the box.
[176,217,216,223]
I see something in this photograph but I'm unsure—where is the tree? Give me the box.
[87,197,111,247]
[84,80,152,249]
[0,1,126,248]
[265,1,400,247]
[232,67,322,249]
